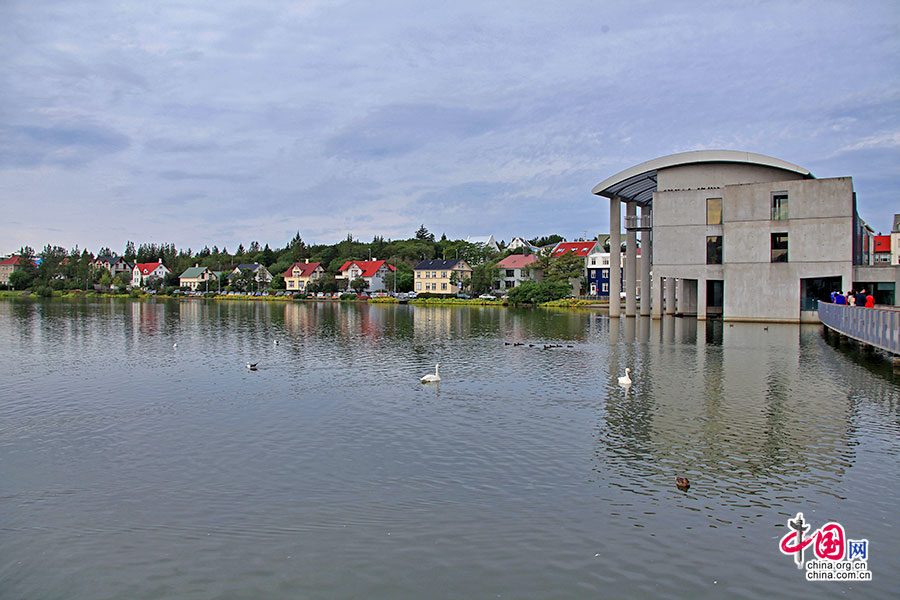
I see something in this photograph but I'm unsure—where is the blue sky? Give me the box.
[1,0,898,254]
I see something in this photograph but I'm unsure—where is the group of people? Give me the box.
[830,287,875,307]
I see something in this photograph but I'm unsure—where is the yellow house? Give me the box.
[413,259,472,295]
[179,265,217,291]
[283,260,325,291]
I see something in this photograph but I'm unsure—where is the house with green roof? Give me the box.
[179,264,217,291]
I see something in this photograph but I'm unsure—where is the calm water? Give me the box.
[1,299,898,599]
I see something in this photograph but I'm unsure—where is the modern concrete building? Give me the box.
[593,150,899,322]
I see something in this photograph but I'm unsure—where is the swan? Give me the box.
[617,368,632,386]
[421,364,440,383]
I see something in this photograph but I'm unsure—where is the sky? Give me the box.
[1,0,898,255]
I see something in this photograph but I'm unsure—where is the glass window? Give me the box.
[602,283,609,292]
[601,269,608,278]
[506,269,515,277]
[771,192,788,220]
[706,236,722,264]
[707,198,722,225]
[415,282,421,290]
[771,233,788,262]
[441,283,447,290]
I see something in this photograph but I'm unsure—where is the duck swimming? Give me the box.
[675,477,690,491]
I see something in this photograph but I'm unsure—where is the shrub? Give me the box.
[34,285,54,298]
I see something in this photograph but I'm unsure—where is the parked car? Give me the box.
[317,292,325,297]
[372,292,388,298]
[407,292,417,299]
[478,294,496,300]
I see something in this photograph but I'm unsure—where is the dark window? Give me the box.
[771,233,788,262]
[706,236,722,264]
[506,269,515,277]
[707,198,722,225]
[771,192,788,220]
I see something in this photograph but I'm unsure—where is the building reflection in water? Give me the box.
[598,317,855,525]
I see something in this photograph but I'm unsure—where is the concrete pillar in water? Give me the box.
[665,277,676,315]
[625,202,637,317]
[609,198,621,318]
[640,205,651,317]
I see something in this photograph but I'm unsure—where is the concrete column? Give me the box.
[697,278,707,320]
[665,277,676,315]
[609,198,621,318]
[652,274,663,319]
[640,205,651,316]
[676,278,687,315]
[625,202,637,316]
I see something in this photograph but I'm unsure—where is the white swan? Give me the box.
[617,368,632,387]
[421,363,440,383]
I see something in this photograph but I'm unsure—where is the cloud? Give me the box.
[0,122,129,168]
[158,169,258,182]
[324,104,508,159]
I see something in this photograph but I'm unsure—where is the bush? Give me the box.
[506,281,571,304]
[164,286,178,296]
[340,293,358,300]
[129,288,143,298]
[34,285,54,298]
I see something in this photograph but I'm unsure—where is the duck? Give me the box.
[617,368,632,387]
[173,342,177,348]
[675,477,690,491]
[247,362,258,371]
[421,364,440,383]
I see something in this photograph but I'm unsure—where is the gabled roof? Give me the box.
[236,263,264,272]
[135,262,167,275]
[1,256,23,266]
[874,235,891,252]
[552,241,598,257]
[497,254,538,269]
[180,266,209,278]
[414,259,470,270]
[338,260,396,277]
[283,261,323,278]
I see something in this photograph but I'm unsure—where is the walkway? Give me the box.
[818,302,900,356]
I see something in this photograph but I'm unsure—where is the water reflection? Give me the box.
[1,299,898,600]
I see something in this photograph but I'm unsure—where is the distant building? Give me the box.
[874,235,891,264]
[132,260,171,288]
[551,241,600,296]
[336,260,395,292]
[496,254,541,290]
[283,260,325,292]
[229,264,272,284]
[413,259,472,295]
[179,265,217,291]
[465,235,500,252]
[0,255,25,285]
[892,214,900,267]
[507,237,539,253]
[93,255,132,278]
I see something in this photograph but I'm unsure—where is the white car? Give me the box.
[479,294,496,300]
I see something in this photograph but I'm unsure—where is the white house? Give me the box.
[336,260,395,292]
[465,235,500,252]
[132,259,171,287]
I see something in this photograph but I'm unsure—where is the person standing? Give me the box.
[847,291,856,306]
[835,292,847,305]
[865,293,875,308]
[855,288,868,307]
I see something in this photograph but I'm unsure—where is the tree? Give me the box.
[350,276,368,295]
[8,270,32,290]
[270,274,286,290]
[529,234,565,248]
[506,281,571,304]
[124,241,136,261]
[415,224,435,241]
[544,249,585,283]
[449,270,471,295]
[469,262,500,295]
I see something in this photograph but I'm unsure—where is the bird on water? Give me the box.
[618,368,632,387]
[247,362,258,371]
[676,477,690,491]
[421,364,440,383]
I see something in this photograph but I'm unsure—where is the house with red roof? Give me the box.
[336,259,396,292]
[0,255,27,285]
[131,259,171,288]
[551,241,599,258]
[874,235,891,264]
[496,253,541,290]
[283,260,326,292]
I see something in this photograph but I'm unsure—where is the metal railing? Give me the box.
[624,214,652,231]
[818,302,900,355]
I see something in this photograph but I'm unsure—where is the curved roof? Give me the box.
[591,150,812,206]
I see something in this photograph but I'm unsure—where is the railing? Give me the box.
[818,302,900,355]
[624,214,652,231]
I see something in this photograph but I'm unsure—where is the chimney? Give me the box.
[305,259,309,263]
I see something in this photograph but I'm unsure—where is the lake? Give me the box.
[1,299,897,599]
